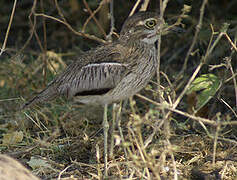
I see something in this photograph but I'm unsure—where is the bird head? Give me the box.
[120,11,181,45]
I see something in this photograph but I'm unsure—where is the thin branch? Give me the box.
[136,94,216,125]
[158,2,171,169]
[54,0,66,22]
[0,0,17,56]
[82,0,107,34]
[107,0,115,41]
[220,98,237,118]
[224,33,237,52]
[140,0,150,11]
[180,0,209,76]
[224,57,237,107]
[157,0,169,94]
[212,113,221,166]
[40,0,48,86]
[82,0,107,38]
[129,0,142,16]
[34,13,107,44]
[29,1,44,57]
[11,0,37,61]
[137,93,237,126]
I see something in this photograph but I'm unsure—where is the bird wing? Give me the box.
[22,62,128,109]
[56,62,128,97]
[22,43,130,108]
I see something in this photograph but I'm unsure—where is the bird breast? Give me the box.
[104,45,157,103]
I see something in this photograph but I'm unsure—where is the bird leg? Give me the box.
[109,103,117,159]
[103,104,109,177]
[116,101,127,158]
[109,101,127,159]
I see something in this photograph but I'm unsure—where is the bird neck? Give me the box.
[119,38,156,51]
[114,38,157,70]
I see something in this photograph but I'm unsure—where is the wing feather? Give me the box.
[57,62,128,97]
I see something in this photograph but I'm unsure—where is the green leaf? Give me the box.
[187,74,221,112]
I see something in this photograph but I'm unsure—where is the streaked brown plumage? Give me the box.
[23,12,165,108]
[0,154,39,180]
[22,11,170,176]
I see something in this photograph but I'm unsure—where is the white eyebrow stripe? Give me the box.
[136,20,144,26]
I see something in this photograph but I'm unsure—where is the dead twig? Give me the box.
[34,13,107,44]
[179,0,208,76]
[82,0,107,38]
[0,0,17,56]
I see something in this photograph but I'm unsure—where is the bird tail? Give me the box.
[22,85,58,109]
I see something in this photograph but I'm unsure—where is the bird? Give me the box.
[0,154,39,180]
[22,11,172,176]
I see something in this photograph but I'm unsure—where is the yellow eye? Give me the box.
[145,19,157,29]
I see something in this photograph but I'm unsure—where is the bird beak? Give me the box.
[167,25,186,33]
[158,23,185,35]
